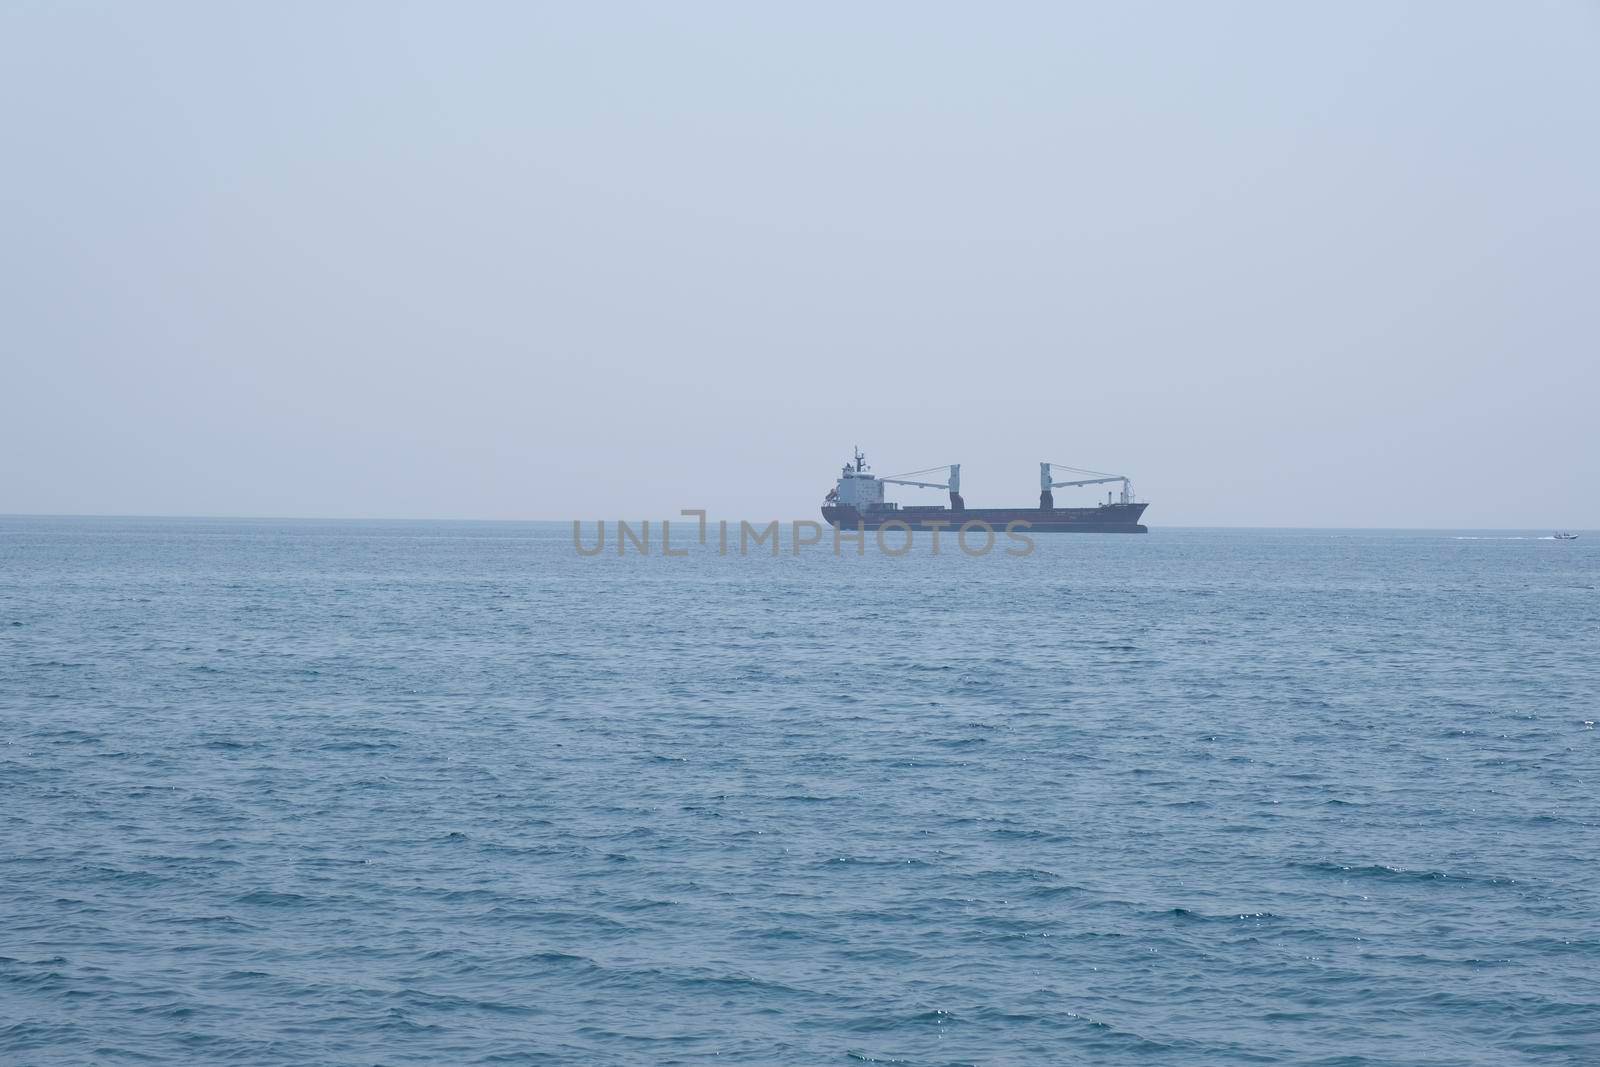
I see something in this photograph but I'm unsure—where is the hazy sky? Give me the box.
[3,2,1596,526]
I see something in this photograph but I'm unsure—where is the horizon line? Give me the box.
[0,512,1587,533]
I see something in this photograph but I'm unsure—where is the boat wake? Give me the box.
[1451,536,1557,541]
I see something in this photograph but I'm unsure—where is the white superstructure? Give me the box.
[825,448,962,512]
[831,449,887,509]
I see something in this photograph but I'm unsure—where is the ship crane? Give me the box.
[881,464,964,510]
[1041,462,1133,510]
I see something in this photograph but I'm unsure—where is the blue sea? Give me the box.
[2,517,1596,1065]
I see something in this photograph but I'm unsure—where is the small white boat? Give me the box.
[1554,532,1579,540]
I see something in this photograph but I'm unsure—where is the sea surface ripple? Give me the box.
[2,518,1597,1064]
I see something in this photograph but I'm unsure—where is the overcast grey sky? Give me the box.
[3,2,1596,526]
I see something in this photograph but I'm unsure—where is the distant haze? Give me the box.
[3,3,1596,527]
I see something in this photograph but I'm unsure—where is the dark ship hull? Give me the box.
[822,502,1148,533]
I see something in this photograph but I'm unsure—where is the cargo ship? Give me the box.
[821,448,1149,533]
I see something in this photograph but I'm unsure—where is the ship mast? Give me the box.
[1040,462,1133,509]
[881,463,964,510]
